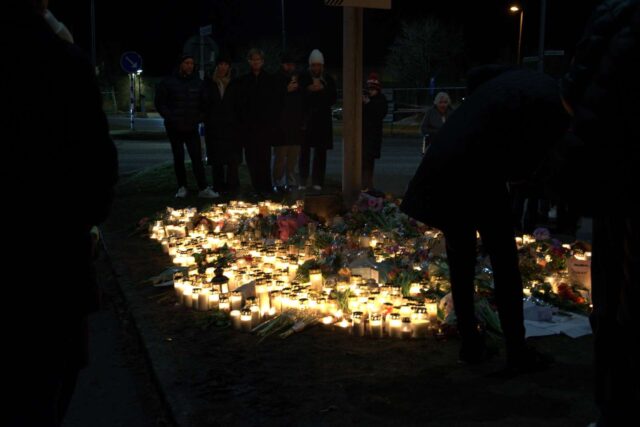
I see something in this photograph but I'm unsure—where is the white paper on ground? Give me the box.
[523,302,592,338]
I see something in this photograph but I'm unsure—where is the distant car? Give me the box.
[332,106,343,120]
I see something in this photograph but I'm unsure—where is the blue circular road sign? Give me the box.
[120,51,143,73]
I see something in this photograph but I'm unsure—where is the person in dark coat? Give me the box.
[6,1,117,425]
[155,54,218,199]
[420,91,453,139]
[561,1,640,424]
[272,52,306,192]
[202,55,241,194]
[298,49,337,191]
[235,48,278,194]
[401,66,569,373]
[362,72,388,189]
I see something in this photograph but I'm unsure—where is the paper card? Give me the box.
[568,257,592,290]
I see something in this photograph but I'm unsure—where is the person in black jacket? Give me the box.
[6,1,117,425]
[420,91,453,141]
[401,66,569,373]
[272,52,306,193]
[235,48,278,195]
[203,55,241,195]
[362,72,388,190]
[561,1,640,424]
[298,49,337,191]
[155,54,218,199]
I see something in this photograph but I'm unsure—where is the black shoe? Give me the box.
[490,346,554,378]
[458,335,495,365]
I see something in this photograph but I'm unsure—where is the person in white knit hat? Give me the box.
[297,49,337,191]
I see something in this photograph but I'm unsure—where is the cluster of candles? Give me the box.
[516,235,593,300]
[149,202,442,339]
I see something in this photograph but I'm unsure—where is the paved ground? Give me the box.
[63,253,173,427]
[114,136,422,196]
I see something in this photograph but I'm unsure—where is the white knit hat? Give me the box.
[308,49,325,65]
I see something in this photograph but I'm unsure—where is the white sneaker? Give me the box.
[175,187,188,198]
[312,185,322,191]
[298,185,306,190]
[198,187,220,199]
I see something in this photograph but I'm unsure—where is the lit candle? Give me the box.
[191,288,200,310]
[425,301,438,322]
[288,263,299,281]
[218,296,230,313]
[197,289,211,311]
[230,292,243,311]
[389,313,402,339]
[335,318,351,332]
[240,308,253,332]
[369,313,383,338]
[208,291,220,310]
[255,282,271,318]
[309,269,323,291]
[270,291,283,313]
[352,311,365,337]
[409,282,422,297]
[400,305,412,318]
[250,304,260,328]
[321,316,335,326]
[401,317,412,339]
[230,310,242,330]
[182,286,193,308]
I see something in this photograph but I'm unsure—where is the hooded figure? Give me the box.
[401,67,569,373]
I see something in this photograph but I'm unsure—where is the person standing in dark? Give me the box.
[155,54,218,199]
[561,1,640,424]
[362,72,388,190]
[6,1,117,425]
[420,91,452,141]
[298,49,337,191]
[401,66,569,373]
[235,48,277,195]
[272,52,306,193]
[202,54,241,195]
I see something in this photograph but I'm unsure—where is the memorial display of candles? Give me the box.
[148,197,592,342]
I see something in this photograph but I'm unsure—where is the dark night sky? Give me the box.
[51,0,600,78]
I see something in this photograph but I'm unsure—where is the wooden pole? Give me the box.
[342,7,363,204]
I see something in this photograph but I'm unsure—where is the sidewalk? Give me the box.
[63,252,172,427]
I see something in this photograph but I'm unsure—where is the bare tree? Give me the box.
[386,19,464,86]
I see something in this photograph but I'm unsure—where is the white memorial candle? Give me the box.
[230,310,242,330]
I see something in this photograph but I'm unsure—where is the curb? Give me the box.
[101,236,180,427]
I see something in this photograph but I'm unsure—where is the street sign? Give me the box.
[325,0,391,9]
[200,24,213,36]
[120,51,142,74]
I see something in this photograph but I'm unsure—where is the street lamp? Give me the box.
[136,69,144,113]
[510,5,524,65]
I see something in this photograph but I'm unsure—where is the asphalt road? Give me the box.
[114,137,423,196]
[110,115,423,195]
